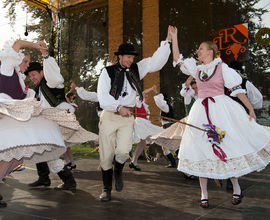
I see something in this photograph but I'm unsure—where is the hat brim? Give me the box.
[114,51,139,56]
[24,66,43,75]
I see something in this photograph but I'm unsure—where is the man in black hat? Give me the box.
[97,28,172,201]
[25,42,76,191]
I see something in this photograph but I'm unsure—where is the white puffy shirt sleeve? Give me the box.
[173,54,184,67]
[154,93,169,113]
[75,87,98,102]
[180,83,195,105]
[222,63,246,97]
[0,44,24,76]
[97,68,120,112]
[179,57,197,77]
[246,80,263,109]
[137,40,171,79]
[43,56,64,88]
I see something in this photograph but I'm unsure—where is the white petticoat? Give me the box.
[151,117,188,151]
[178,94,270,179]
[0,98,98,163]
[133,117,163,143]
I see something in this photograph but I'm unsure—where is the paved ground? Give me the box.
[0,158,270,220]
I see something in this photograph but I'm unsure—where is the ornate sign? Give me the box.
[212,23,248,64]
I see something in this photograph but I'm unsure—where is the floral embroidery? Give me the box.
[201,71,208,80]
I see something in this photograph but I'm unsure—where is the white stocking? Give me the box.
[199,177,208,200]
[230,177,241,195]
[132,140,146,166]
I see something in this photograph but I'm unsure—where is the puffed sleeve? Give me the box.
[246,80,263,109]
[179,58,197,77]
[173,54,184,67]
[0,42,25,76]
[43,56,64,88]
[154,93,169,113]
[180,83,195,105]
[137,40,171,79]
[222,63,246,97]
[76,87,99,102]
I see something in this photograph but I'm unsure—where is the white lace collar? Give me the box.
[197,58,222,72]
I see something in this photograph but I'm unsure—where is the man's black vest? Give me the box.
[105,63,143,100]
[35,77,66,107]
[225,78,248,112]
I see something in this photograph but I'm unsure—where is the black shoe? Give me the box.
[100,189,111,202]
[54,183,76,192]
[200,199,209,208]
[232,192,243,205]
[183,173,196,180]
[166,153,177,168]
[29,178,51,187]
[166,163,176,168]
[65,162,77,170]
[129,162,141,171]
[55,167,76,191]
[0,200,7,208]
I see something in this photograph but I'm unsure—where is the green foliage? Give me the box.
[70,142,99,158]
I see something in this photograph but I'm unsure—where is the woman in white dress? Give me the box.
[0,40,95,206]
[130,85,167,171]
[169,26,270,208]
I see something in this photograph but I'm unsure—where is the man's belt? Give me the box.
[115,106,135,115]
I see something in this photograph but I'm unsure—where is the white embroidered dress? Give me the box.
[177,57,270,179]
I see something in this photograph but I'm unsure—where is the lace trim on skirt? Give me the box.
[178,140,270,179]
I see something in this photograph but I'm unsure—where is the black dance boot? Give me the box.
[114,161,125,192]
[55,166,76,192]
[100,169,113,202]
[29,162,51,187]
[166,153,177,168]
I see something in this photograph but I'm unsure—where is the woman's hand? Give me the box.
[169,25,178,41]
[248,108,256,121]
[38,41,48,56]
[166,26,172,41]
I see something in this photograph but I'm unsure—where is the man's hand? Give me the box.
[118,106,132,117]
[152,85,158,94]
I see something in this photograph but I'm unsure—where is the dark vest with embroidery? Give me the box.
[105,63,143,100]
[225,78,248,112]
[35,77,66,107]
[0,69,26,100]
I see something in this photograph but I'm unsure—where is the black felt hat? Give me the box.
[114,43,138,56]
[24,62,43,75]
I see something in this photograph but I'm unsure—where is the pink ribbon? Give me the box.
[212,144,227,162]
[202,97,227,162]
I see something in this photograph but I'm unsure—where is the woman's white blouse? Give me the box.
[177,55,245,97]
[75,87,98,102]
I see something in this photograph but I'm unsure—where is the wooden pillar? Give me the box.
[108,0,123,62]
[142,0,160,125]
